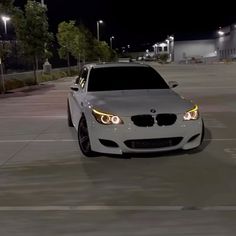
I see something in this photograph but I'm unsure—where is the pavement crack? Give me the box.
[0,142,31,168]
[0,122,54,168]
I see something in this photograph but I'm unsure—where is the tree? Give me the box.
[158,53,169,63]
[57,21,117,69]
[69,24,86,70]
[57,21,78,73]
[13,0,53,84]
[0,0,14,93]
[0,41,13,93]
[0,41,12,65]
[0,0,14,14]
[57,21,97,71]
[78,25,96,62]
[95,40,114,62]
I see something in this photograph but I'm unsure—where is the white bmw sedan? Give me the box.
[67,63,204,156]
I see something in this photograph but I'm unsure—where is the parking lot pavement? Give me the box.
[1,65,236,235]
[1,211,236,236]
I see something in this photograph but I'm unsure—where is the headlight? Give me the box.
[92,108,124,125]
[183,105,199,121]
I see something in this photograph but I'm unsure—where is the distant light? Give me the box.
[111,36,115,39]
[98,20,103,24]
[160,43,167,47]
[127,45,130,48]
[1,16,11,34]
[1,16,10,22]
[169,36,174,40]
[146,49,149,53]
[218,30,224,36]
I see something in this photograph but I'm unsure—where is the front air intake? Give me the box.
[124,137,183,149]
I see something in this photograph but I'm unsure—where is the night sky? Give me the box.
[13,0,236,49]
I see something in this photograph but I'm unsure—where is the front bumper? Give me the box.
[87,114,203,155]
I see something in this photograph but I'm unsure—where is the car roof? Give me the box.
[85,62,150,69]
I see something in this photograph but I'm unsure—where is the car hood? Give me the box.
[85,90,194,116]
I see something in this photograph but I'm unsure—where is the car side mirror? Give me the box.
[168,81,178,88]
[70,86,79,92]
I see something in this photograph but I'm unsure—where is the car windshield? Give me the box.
[87,66,169,92]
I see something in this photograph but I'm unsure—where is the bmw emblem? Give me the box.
[150,109,156,113]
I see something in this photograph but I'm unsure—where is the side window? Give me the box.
[75,68,88,89]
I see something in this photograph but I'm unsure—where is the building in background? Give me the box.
[152,23,236,63]
[152,36,174,62]
[174,39,217,63]
[216,24,236,61]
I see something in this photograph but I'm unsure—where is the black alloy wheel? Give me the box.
[78,116,95,157]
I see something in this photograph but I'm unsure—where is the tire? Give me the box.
[67,100,73,127]
[200,120,205,145]
[78,116,96,157]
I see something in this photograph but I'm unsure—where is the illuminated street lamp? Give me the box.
[110,36,115,49]
[218,30,224,36]
[0,16,10,93]
[1,16,10,34]
[97,20,103,41]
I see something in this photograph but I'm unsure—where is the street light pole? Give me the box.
[110,36,114,49]
[0,16,10,94]
[1,16,10,35]
[168,35,174,62]
[97,20,103,41]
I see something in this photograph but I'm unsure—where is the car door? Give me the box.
[70,67,89,129]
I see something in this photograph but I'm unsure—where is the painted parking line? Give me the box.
[0,139,77,143]
[0,103,64,105]
[178,87,236,89]
[0,138,236,143]
[0,205,236,211]
[224,148,236,159]
[0,116,66,119]
[204,139,236,141]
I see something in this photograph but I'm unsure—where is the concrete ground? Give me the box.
[0,63,236,235]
